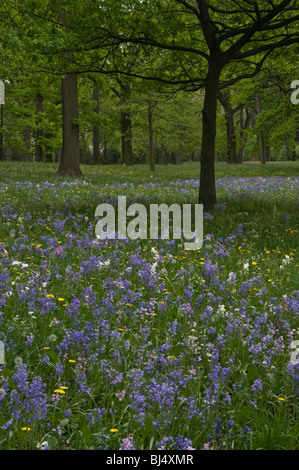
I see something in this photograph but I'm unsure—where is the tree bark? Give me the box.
[92,80,100,165]
[56,73,82,176]
[199,61,221,209]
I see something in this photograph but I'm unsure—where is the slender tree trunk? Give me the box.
[218,89,238,164]
[121,110,133,166]
[226,107,237,164]
[45,132,53,162]
[103,139,108,164]
[199,62,221,209]
[256,95,266,165]
[92,80,100,165]
[0,104,3,161]
[148,99,155,171]
[6,146,12,161]
[35,93,44,162]
[120,84,133,166]
[176,144,184,165]
[238,105,245,163]
[160,145,168,165]
[266,145,271,162]
[56,73,82,176]
[22,129,31,162]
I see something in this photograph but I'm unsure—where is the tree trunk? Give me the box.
[45,132,53,162]
[148,99,155,171]
[103,139,108,164]
[218,89,238,164]
[120,84,133,166]
[0,104,3,161]
[226,107,237,164]
[176,144,184,165]
[56,147,62,163]
[256,95,266,165]
[199,62,221,209]
[56,73,82,177]
[160,145,168,165]
[35,93,44,162]
[92,80,100,165]
[266,144,271,162]
[22,129,31,162]
[238,105,245,163]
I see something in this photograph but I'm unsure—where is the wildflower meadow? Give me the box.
[0,162,298,451]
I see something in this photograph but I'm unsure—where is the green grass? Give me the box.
[0,160,298,183]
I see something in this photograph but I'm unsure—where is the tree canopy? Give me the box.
[0,0,298,207]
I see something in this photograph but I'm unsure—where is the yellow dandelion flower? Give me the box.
[69,359,76,363]
[21,427,31,431]
[110,428,118,433]
[58,298,65,301]
[46,294,54,298]
[60,386,68,390]
[54,389,66,394]
[278,397,286,401]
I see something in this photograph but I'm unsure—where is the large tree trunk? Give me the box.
[35,93,44,162]
[120,84,133,166]
[56,73,82,177]
[148,99,155,171]
[199,62,221,209]
[92,80,100,165]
